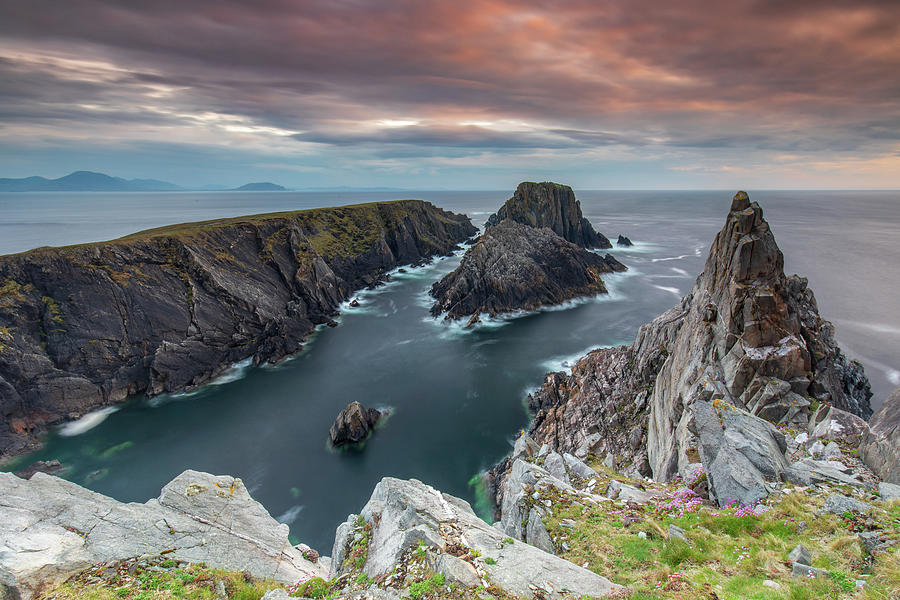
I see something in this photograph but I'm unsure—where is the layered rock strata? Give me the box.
[501,192,873,507]
[486,182,611,248]
[430,220,625,320]
[0,470,327,599]
[0,201,476,458]
[861,388,900,483]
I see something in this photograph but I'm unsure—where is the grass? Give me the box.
[40,561,282,600]
[537,467,900,600]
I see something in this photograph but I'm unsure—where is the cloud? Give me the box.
[0,0,898,186]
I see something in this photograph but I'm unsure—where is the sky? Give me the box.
[1,0,899,189]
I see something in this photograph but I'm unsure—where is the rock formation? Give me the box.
[331,477,624,599]
[0,470,327,599]
[0,201,475,459]
[329,401,381,446]
[430,220,625,320]
[486,182,611,248]
[861,387,900,483]
[616,235,633,247]
[500,192,873,507]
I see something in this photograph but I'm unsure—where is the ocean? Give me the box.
[2,189,897,551]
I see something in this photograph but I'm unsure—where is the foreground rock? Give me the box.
[507,192,873,506]
[0,200,475,459]
[861,387,900,483]
[486,181,611,248]
[329,401,381,446]
[430,220,625,319]
[332,477,624,599]
[0,470,326,599]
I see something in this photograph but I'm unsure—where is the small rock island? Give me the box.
[430,182,625,320]
[329,401,381,447]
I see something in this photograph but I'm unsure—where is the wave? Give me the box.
[59,407,118,437]
[652,284,682,297]
[276,504,304,525]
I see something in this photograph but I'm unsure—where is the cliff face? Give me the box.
[429,220,625,320]
[0,200,475,458]
[518,192,872,488]
[486,182,611,248]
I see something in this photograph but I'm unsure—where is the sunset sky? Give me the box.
[1,0,899,189]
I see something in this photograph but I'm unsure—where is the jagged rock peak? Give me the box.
[512,191,872,507]
[486,181,611,248]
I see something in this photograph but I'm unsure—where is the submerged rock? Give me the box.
[329,401,381,446]
[616,235,633,247]
[430,220,626,319]
[0,470,326,600]
[486,181,611,248]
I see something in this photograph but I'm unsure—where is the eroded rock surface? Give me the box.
[504,192,873,505]
[485,181,611,248]
[0,470,326,600]
[861,387,900,483]
[430,220,625,319]
[329,401,381,446]
[332,477,623,599]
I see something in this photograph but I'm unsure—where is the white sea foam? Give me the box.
[605,241,659,254]
[671,267,690,277]
[652,284,682,297]
[888,369,900,386]
[651,253,694,263]
[276,505,304,525]
[59,407,118,437]
[209,357,253,386]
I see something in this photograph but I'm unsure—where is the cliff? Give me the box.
[0,200,475,458]
[499,192,873,508]
[486,182,611,248]
[429,220,625,320]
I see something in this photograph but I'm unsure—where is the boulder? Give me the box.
[543,452,570,485]
[792,563,828,579]
[808,404,869,446]
[616,235,633,247]
[879,481,900,502]
[788,544,811,565]
[860,387,900,483]
[333,477,624,599]
[606,480,662,504]
[0,470,326,600]
[485,181,611,248]
[329,401,381,446]
[818,493,872,516]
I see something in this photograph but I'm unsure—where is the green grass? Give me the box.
[538,467,900,600]
[40,562,282,600]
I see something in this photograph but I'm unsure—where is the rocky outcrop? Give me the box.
[486,182,611,248]
[506,192,873,506]
[332,477,624,599]
[616,235,633,247]
[0,470,327,599]
[329,401,381,446]
[861,387,900,484]
[430,220,625,319]
[0,201,475,459]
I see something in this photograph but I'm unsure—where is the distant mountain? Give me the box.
[0,171,183,192]
[231,182,287,191]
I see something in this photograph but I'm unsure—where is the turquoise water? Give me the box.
[3,189,898,551]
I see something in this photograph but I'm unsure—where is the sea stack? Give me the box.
[486,182,611,248]
[329,401,381,446]
[431,182,624,319]
[616,235,633,247]
[503,191,872,508]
